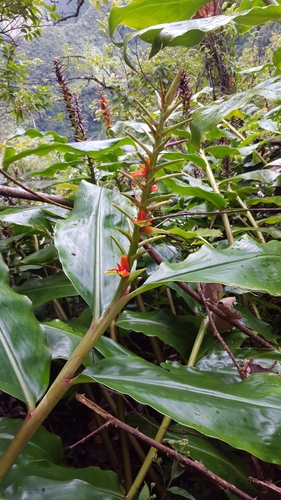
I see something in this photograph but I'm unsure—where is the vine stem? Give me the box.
[0,185,73,207]
[0,290,131,482]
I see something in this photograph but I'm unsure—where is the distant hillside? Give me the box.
[20,0,106,138]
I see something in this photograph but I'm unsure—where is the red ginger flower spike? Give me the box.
[105,255,130,278]
[150,184,158,192]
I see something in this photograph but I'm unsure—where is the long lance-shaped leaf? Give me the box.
[54,181,136,323]
[0,256,51,410]
[3,137,135,169]
[110,4,281,68]
[80,355,281,464]
[14,274,78,309]
[0,206,52,232]
[138,235,281,296]
[190,76,281,149]
[109,0,212,35]
[0,419,124,499]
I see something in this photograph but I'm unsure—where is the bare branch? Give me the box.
[55,0,85,23]
[75,393,256,500]
[0,185,73,208]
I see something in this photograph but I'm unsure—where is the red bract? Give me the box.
[140,225,154,234]
[106,255,130,278]
[131,164,148,178]
[134,210,152,231]
[135,210,148,222]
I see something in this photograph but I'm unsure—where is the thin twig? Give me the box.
[153,207,281,220]
[75,393,256,500]
[68,421,111,450]
[197,283,244,378]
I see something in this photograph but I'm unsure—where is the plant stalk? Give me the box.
[126,315,208,499]
[200,150,234,245]
[0,291,131,482]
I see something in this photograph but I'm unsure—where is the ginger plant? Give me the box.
[0,69,187,484]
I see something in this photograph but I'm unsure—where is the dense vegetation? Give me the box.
[1,1,281,499]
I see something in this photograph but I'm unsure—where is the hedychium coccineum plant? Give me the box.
[0,69,188,483]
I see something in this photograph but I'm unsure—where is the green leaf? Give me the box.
[170,227,223,240]
[0,206,51,232]
[0,419,124,499]
[11,128,68,143]
[0,256,50,409]
[110,1,281,39]
[54,181,136,322]
[168,488,196,500]
[95,335,133,359]
[219,168,280,187]
[0,418,63,465]
[14,273,78,308]
[81,355,281,463]
[109,0,211,36]
[30,160,82,177]
[245,196,281,206]
[141,236,281,296]
[197,348,281,377]
[0,461,125,500]
[20,246,58,265]
[138,482,150,500]
[116,310,199,358]
[3,138,135,169]
[190,77,281,149]
[43,320,92,366]
[166,429,257,498]
[234,305,273,342]
[163,178,227,208]
[113,5,281,65]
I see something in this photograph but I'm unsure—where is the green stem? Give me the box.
[109,322,133,491]
[0,291,131,482]
[117,396,132,492]
[187,316,209,366]
[0,73,185,486]
[84,384,123,483]
[200,150,234,245]
[126,416,171,500]
[232,190,265,244]
[126,315,208,500]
